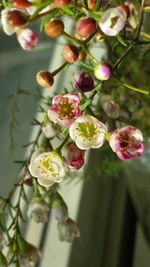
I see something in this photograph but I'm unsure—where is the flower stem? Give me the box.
[52,62,68,76]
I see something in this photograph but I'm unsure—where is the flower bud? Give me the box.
[78,50,86,61]
[61,142,85,170]
[54,0,71,7]
[0,252,8,267]
[57,218,80,242]
[63,44,79,64]
[42,122,58,138]
[1,8,27,35]
[44,19,64,38]
[94,63,111,80]
[18,238,41,267]
[73,71,94,93]
[51,197,68,222]
[17,28,38,50]
[36,70,54,88]
[13,0,31,9]
[76,17,97,38]
[87,0,96,10]
[99,6,127,36]
[27,198,50,223]
[101,95,120,118]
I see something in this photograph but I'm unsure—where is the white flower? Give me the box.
[29,151,65,187]
[69,115,107,150]
[57,218,80,242]
[42,122,58,138]
[27,198,50,223]
[16,28,38,50]
[99,6,127,36]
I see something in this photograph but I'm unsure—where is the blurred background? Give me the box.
[0,12,150,267]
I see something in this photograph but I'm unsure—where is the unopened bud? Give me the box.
[12,0,31,9]
[7,10,27,27]
[73,71,94,93]
[87,0,96,10]
[94,63,111,80]
[24,176,33,186]
[78,50,86,61]
[76,17,97,38]
[54,0,71,7]
[44,19,64,38]
[18,238,41,266]
[57,218,80,242]
[36,70,54,88]
[27,198,50,223]
[63,44,79,64]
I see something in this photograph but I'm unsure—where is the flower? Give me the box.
[36,70,54,88]
[51,198,68,221]
[101,95,120,118]
[94,63,111,81]
[76,17,97,38]
[73,71,94,93]
[61,142,85,170]
[27,198,50,223]
[69,115,107,150]
[0,252,8,267]
[42,121,58,138]
[29,151,65,187]
[109,125,144,160]
[18,239,41,267]
[99,6,127,36]
[57,218,80,242]
[48,93,81,127]
[1,8,27,35]
[16,28,39,50]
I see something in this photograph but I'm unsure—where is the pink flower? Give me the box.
[109,126,144,160]
[61,142,85,171]
[16,28,39,50]
[48,93,81,127]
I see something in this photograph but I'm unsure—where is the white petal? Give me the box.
[37,177,54,187]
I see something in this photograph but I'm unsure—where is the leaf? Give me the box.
[117,35,128,47]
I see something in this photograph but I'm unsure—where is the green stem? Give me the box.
[52,62,68,76]
[113,44,133,69]
[83,46,97,64]
[62,31,83,45]
[134,0,145,41]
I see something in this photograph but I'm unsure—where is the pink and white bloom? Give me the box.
[99,6,127,36]
[29,151,65,187]
[109,126,144,160]
[61,142,85,171]
[16,28,38,50]
[48,93,81,127]
[94,63,111,81]
[57,218,80,242]
[69,115,108,150]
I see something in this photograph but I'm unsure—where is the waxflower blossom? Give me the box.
[27,198,50,223]
[16,28,39,50]
[51,199,68,222]
[48,93,81,127]
[57,218,80,242]
[42,121,58,138]
[73,71,94,93]
[29,151,65,187]
[69,115,108,150]
[99,6,127,36]
[61,142,85,170]
[101,95,120,118]
[109,126,144,160]
[1,8,27,35]
[18,239,41,267]
[94,63,111,81]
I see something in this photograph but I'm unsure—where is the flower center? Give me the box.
[58,98,75,118]
[76,122,97,140]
